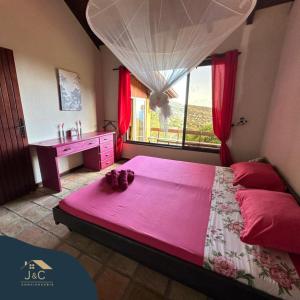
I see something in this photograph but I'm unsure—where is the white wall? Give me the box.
[99,46,120,123]
[261,0,300,194]
[219,4,290,162]
[0,0,102,182]
[99,4,291,165]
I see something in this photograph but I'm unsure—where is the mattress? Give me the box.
[60,155,300,298]
[59,155,216,265]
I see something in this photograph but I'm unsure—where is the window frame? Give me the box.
[126,58,220,154]
[130,97,147,142]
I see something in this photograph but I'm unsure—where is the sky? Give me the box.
[171,65,212,107]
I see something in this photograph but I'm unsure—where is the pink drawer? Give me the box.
[100,150,114,161]
[56,141,85,157]
[100,140,113,153]
[82,137,99,149]
[99,134,113,144]
[100,156,114,169]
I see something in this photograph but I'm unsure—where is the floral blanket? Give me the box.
[203,167,300,299]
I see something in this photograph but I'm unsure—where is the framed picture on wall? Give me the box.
[57,69,82,111]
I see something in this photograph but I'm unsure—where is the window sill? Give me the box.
[125,140,220,154]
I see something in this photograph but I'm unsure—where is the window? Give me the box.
[148,75,186,146]
[128,63,220,151]
[130,97,147,142]
[184,65,220,148]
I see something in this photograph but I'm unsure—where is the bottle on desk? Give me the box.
[58,123,65,140]
[76,120,82,136]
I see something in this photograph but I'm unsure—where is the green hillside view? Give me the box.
[150,103,220,145]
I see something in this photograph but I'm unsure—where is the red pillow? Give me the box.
[231,162,285,192]
[236,189,300,254]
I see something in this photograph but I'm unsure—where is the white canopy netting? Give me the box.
[86,0,256,118]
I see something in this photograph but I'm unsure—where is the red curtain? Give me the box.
[212,50,239,166]
[116,66,131,160]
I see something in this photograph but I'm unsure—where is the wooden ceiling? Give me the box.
[64,0,294,48]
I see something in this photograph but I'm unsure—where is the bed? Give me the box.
[53,156,300,300]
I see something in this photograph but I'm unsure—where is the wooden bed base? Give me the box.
[53,206,277,300]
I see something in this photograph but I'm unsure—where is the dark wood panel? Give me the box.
[0,54,19,201]
[0,51,26,195]
[0,87,11,201]
[6,50,35,192]
[0,47,35,204]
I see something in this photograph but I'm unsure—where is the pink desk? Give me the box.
[31,131,115,192]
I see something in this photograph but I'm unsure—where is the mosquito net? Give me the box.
[86,0,256,118]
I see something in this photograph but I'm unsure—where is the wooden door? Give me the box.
[0,47,35,204]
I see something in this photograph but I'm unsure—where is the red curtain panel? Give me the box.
[212,50,239,166]
[117,66,131,160]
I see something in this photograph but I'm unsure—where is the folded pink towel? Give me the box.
[105,169,119,190]
[105,169,135,191]
[127,169,135,184]
[118,170,128,191]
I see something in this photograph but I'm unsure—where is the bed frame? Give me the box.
[53,206,278,300]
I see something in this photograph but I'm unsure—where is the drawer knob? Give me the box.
[63,148,71,152]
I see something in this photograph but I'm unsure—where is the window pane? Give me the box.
[149,76,186,145]
[130,97,147,142]
[184,66,220,148]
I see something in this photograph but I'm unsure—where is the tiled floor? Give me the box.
[0,162,208,300]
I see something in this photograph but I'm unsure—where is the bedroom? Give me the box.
[0,0,299,299]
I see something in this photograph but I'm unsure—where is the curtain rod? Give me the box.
[112,51,241,71]
[203,51,241,61]
[113,66,123,71]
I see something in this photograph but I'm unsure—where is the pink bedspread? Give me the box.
[59,156,216,265]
